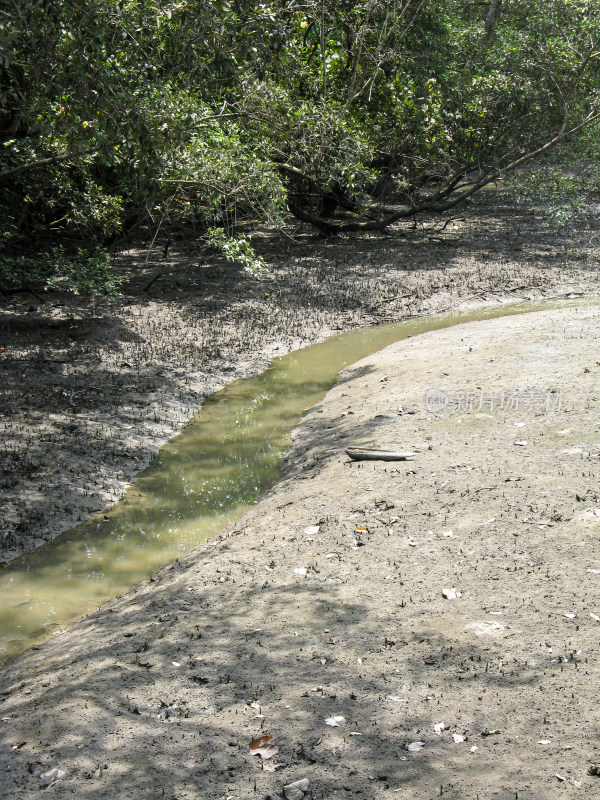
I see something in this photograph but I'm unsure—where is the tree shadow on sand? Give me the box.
[0,559,546,800]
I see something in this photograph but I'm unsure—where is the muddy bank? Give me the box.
[1,190,600,560]
[1,305,600,799]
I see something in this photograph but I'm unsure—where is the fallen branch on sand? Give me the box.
[345,448,419,461]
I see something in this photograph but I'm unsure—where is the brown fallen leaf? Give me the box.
[249,734,279,760]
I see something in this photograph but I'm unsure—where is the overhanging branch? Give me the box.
[0,146,99,182]
[285,110,600,235]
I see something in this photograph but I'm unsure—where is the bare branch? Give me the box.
[347,0,429,107]
[287,200,338,234]
[274,162,320,185]
[505,113,600,174]
[347,0,376,106]
[0,146,99,182]
[563,36,600,109]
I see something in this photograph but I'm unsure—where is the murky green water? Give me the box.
[0,300,593,662]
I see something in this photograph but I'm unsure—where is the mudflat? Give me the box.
[2,191,600,561]
[1,304,599,799]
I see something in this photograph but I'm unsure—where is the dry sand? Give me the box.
[1,304,600,799]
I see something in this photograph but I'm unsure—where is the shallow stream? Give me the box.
[0,300,589,662]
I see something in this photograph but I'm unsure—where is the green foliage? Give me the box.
[0,248,121,295]
[1,0,600,284]
[207,228,267,276]
[506,130,600,229]
[158,93,286,226]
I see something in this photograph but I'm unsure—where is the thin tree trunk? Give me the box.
[483,0,502,44]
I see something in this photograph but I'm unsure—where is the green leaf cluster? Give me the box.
[1,0,599,286]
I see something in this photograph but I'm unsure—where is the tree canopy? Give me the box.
[1,0,600,290]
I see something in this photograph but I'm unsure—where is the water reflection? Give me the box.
[0,300,590,661]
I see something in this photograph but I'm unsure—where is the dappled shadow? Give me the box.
[281,363,411,477]
[121,191,600,320]
[0,550,557,799]
[0,311,140,344]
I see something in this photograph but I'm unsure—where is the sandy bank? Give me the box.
[1,305,600,799]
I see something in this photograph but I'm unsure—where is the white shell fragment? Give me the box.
[40,768,66,786]
[442,587,462,600]
[465,621,504,636]
[284,778,310,800]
